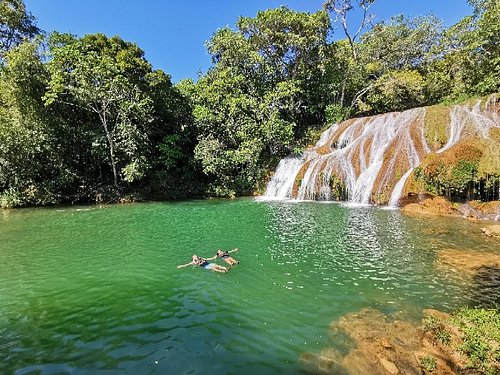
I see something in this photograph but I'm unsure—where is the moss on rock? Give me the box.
[424,105,450,151]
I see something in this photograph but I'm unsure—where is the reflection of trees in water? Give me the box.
[470,265,500,308]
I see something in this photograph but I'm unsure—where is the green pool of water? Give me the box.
[1,199,498,374]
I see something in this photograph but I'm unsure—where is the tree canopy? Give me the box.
[0,0,40,59]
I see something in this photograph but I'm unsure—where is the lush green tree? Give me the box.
[45,33,160,188]
[319,0,377,119]
[0,40,68,206]
[423,17,473,101]
[192,68,300,195]
[191,7,331,195]
[323,0,375,60]
[322,39,367,119]
[0,0,40,59]
[359,15,442,73]
[424,0,499,101]
[145,75,202,199]
[468,0,500,95]
[351,15,441,113]
[361,69,426,113]
[43,32,198,200]
[212,7,332,128]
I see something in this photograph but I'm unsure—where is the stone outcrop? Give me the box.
[401,197,500,222]
[459,201,500,221]
[265,94,500,205]
[400,196,460,217]
[300,308,469,375]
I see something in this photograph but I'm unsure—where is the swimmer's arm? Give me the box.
[176,261,194,269]
[205,255,217,261]
[228,248,239,253]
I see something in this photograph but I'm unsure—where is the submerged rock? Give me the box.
[299,349,347,374]
[436,248,500,307]
[300,308,471,375]
[437,248,500,273]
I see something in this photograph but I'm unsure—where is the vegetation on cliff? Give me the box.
[408,97,500,203]
[414,142,485,199]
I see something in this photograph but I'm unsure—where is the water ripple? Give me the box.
[1,200,498,374]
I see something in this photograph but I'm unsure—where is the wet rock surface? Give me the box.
[459,201,500,221]
[300,308,468,375]
[401,197,460,218]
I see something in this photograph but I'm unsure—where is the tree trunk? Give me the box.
[99,110,119,189]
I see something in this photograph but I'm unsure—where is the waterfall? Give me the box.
[291,109,427,204]
[388,168,414,207]
[263,95,500,205]
[438,98,500,153]
[263,157,304,199]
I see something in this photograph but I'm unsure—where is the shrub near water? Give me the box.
[451,308,500,375]
[414,141,483,200]
[411,136,500,202]
[0,188,22,208]
[477,128,500,200]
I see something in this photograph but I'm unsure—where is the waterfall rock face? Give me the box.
[264,95,500,206]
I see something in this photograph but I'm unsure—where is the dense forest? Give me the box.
[0,0,498,207]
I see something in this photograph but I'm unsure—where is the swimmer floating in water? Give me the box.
[206,248,240,266]
[176,255,228,273]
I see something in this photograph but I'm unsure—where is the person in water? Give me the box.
[206,248,239,266]
[176,255,228,273]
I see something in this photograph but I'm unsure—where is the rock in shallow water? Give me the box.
[401,197,459,217]
[300,308,470,375]
[481,224,500,237]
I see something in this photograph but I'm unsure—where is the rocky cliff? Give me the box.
[265,95,500,206]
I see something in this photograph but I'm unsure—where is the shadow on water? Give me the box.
[469,265,500,308]
[3,288,295,375]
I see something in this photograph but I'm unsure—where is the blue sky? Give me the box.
[24,1,472,82]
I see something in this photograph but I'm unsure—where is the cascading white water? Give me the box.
[293,108,427,204]
[388,168,415,207]
[263,95,500,206]
[438,97,500,153]
[263,157,304,199]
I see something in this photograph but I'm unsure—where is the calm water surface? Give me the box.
[0,199,498,374]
